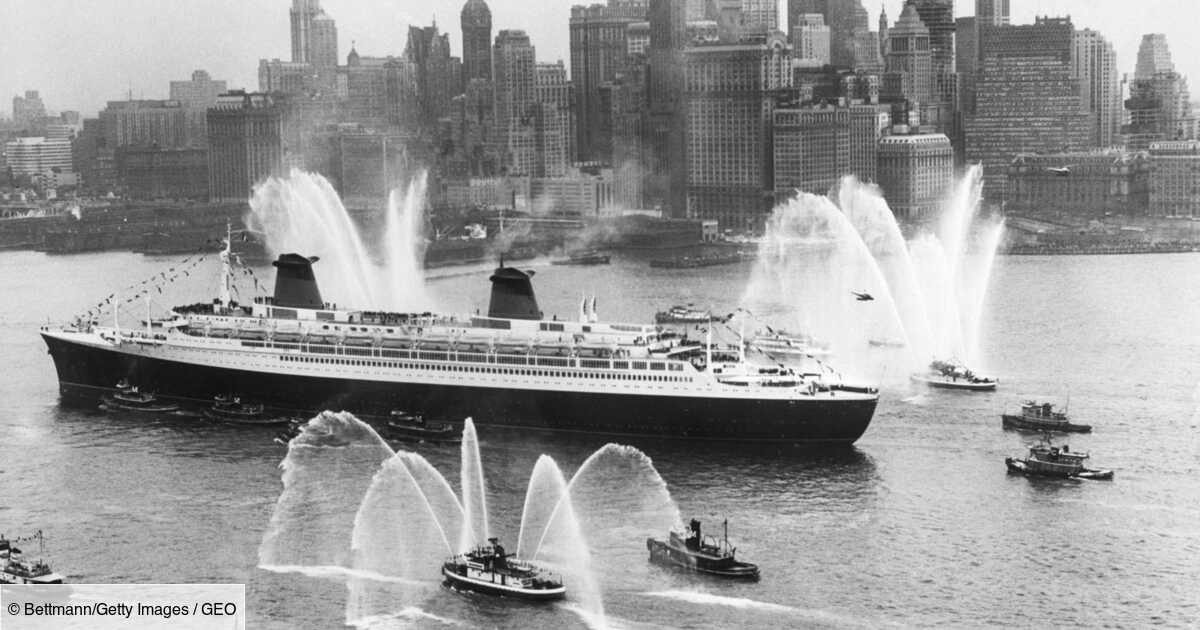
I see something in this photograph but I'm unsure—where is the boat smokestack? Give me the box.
[487,265,542,320]
[272,254,324,309]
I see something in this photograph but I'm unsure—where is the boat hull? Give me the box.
[911,375,997,391]
[646,538,760,580]
[441,566,565,601]
[1001,415,1091,433]
[1005,458,1113,480]
[43,334,877,444]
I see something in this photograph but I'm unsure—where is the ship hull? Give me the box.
[42,333,877,444]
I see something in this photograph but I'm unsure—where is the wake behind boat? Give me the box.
[646,519,760,580]
[442,538,564,601]
[40,227,879,444]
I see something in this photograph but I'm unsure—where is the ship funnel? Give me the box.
[487,265,542,320]
[272,253,325,309]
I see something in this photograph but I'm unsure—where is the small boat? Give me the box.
[1,531,66,585]
[203,395,293,425]
[646,519,760,580]
[272,418,307,446]
[550,249,611,266]
[911,360,997,391]
[749,329,832,359]
[1002,400,1091,433]
[384,411,461,443]
[1006,436,1113,480]
[442,538,565,601]
[655,304,716,325]
[99,382,180,413]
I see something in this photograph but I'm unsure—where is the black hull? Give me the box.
[441,567,564,601]
[646,538,760,580]
[1001,415,1092,433]
[42,334,877,444]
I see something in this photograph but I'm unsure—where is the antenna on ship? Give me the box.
[218,221,233,310]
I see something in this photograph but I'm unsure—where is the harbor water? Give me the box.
[1,249,1198,629]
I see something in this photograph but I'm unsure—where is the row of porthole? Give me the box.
[277,355,694,383]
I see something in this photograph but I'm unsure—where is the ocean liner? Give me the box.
[40,237,879,443]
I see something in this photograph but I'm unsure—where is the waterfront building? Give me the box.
[531,168,617,216]
[773,105,850,201]
[569,0,647,163]
[343,51,394,129]
[1124,34,1194,151]
[975,0,1009,26]
[206,92,284,202]
[647,0,689,215]
[791,14,831,66]
[882,3,934,106]
[461,0,493,83]
[71,118,116,191]
[98,100,190,150]
[12,90,46,128]
[1007,150,1149,217]
[876,132,953,220]
[1148,141,1200,217]
[964,17,1091,200]
[1073,30,1121,148]
[851,103,890,182]
[170,70,227,149]
[683,33,791,230]
[116,147,209,199]
[607,60,648,210]
[336,132,412,203]
[4,137,73,178]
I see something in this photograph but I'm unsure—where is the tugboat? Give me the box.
[1002,400,1091,433]
[383,410,460,443]
[911,360,997,391]
[550,249,610,266]
[646,519,760,580]
[1005,435,1113,480]
[203,395,293,425]
[1,531,66,585]
[99,381,180,413]
[442,538,565,601]
[655,304,719,325]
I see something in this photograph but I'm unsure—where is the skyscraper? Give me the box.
[882,3,934,106]
[569,0,647,163]
[1125,34,1194,150]
[493,30,538,175]
[789,0,876,69]
[964,17,1092,199]
[912,0,955,76]
[1074,29,1121,148]
[206,92,284,202]
[974,0,1009,26]
[792,14,831,66]
[170,70,227,149]
[740,0,779,33]
[407,25,461,126]
[535,62,574,176]
[461,0,493,83]
[290,0,337,88]
[683,33,792,229]
[647,0,689,215]
[12,90,46,127]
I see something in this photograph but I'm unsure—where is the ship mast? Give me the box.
[705,318,712,369]
[218,221,233,310]
[113,291,120,339]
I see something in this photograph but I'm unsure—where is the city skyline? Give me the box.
[5,0,1200,115]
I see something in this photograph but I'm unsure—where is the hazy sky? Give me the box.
[5,0,1200,116]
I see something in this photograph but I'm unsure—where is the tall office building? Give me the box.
[773,106,850,201]
[12,90,47,127]
[98,100,190,149]
[1125,34,1194,150]
[169,70,227,149]
[792,14,831,65]
[912,0,954,75]
[206,92,284,202]
[964,17,1092,200]
[974,0,1009,26]
[882,3,934,106]
[290,0,337,87]
[569,0,647,163]
[1074,29,1121,148]
[877,132,955,219]
[461,0,493,83]
[493,30,538,175]
[740,0,779,33]
[683,33,792,229]
[535,62,574,176]
[406,25,461,126]
[1148,141,1200,217]
[789,0,877,69]
[4,137,73,177]
[647,0,689,215]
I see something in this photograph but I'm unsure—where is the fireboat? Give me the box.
[442,538,565,601]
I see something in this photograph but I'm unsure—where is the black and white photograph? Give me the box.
[2,0,1198,627]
